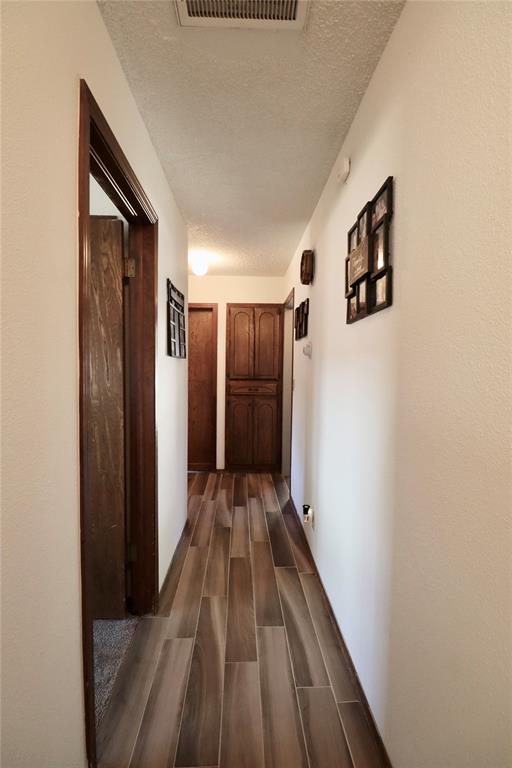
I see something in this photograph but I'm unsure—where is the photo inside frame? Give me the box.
[376,274,387,305]
[373,225,385,271]
[358,280,367,311]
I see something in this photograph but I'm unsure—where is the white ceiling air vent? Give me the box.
[175,0,310,29]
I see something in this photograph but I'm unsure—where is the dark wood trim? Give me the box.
[188,303,218,471]
[79,79,158,767]
[285,494,393,768]
[282,288,294,485]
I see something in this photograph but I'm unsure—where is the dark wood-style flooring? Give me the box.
[97,473,390,768]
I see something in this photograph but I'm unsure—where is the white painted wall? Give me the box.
[188,275,284,468]
[1,3,188,766]
[283,3,512,767]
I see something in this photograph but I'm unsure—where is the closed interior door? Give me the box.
[188,304,218,470]
[225,303,283,470]
[89,216,126,619]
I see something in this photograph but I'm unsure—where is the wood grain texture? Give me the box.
[300,573,358,703]
[282,506,316,574]
[167,547,208,638]
[338,702,389,768]
[89,217,125,619]
[275,567,329,687]
[233,474,248,506]
[266,510,294,567]
[226,558,257,662]
[247,473,261,499]
[257,626,308,768]
[175,597,227,767]
[97,619,167,768]
[216,489,232,529]
[249,497,269,542]
[203,525,230,597]
[187,494,203,527]
[189,472,208,498]
[272,473,290,509]
[260,474,280,513]
[129,638,193,768]
[220,663,264,768]
[220,472,234,505]
[191,500,216,547]
[297,688,354,768]
[231,506,249,557]
[188,305,217,471]
[203,472,221,501]
[251,542,283,627]
[158,522,192,617]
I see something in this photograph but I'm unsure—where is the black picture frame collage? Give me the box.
[167,279,187,358]
[345,176,393,324]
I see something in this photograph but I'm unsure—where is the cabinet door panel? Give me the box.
[228,306,254,379]
[254,307,281,379]
[226,397,253,467]
[253,397,279,468]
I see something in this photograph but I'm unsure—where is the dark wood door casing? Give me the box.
[188,304,217,471]
[225,303,283,471]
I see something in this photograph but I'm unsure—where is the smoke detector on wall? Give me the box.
[175,0,310,29]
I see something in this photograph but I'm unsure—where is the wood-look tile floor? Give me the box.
[97,473,390,768]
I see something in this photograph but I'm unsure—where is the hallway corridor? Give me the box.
[97,473,389,768]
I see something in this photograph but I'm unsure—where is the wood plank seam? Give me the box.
[259,475,312,768]
[248,500,267,768]
[172,472,224,768]
[216,472,233,768]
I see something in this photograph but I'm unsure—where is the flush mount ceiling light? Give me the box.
[189,250,211,276]
[175,0,310,29]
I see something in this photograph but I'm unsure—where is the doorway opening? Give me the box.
[282,289,295,488]
[79,80,158,766]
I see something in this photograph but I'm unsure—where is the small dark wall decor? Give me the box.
[167,279,187,357]
[346,176,393,324]
[300,249,315,285]
[295,299,309,340]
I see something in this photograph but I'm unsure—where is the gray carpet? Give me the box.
[93,618,139,726]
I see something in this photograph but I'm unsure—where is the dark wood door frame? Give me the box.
[188,303,218,471]
[282,288,295,486]
[79,80,158,767]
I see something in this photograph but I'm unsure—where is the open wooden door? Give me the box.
[88,216,126,618]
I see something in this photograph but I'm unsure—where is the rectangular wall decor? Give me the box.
[345,176,393,324]
[295,299,309,340]
[167,279,187,357]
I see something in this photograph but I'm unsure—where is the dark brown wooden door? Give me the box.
[188,304,217,470]
[253,396,279,467]
[227,305,254,379]
[226,396,253,467]
[225,303,283,470]
[88,216,126,619]
[254,306,281,379]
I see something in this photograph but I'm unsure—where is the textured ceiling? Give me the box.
[99,1,404,275]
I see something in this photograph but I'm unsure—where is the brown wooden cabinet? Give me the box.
[226,304,283,470]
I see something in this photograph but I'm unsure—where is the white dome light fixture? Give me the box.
[189,250,211,277]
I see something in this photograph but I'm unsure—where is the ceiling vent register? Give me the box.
[175,0,309,29]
